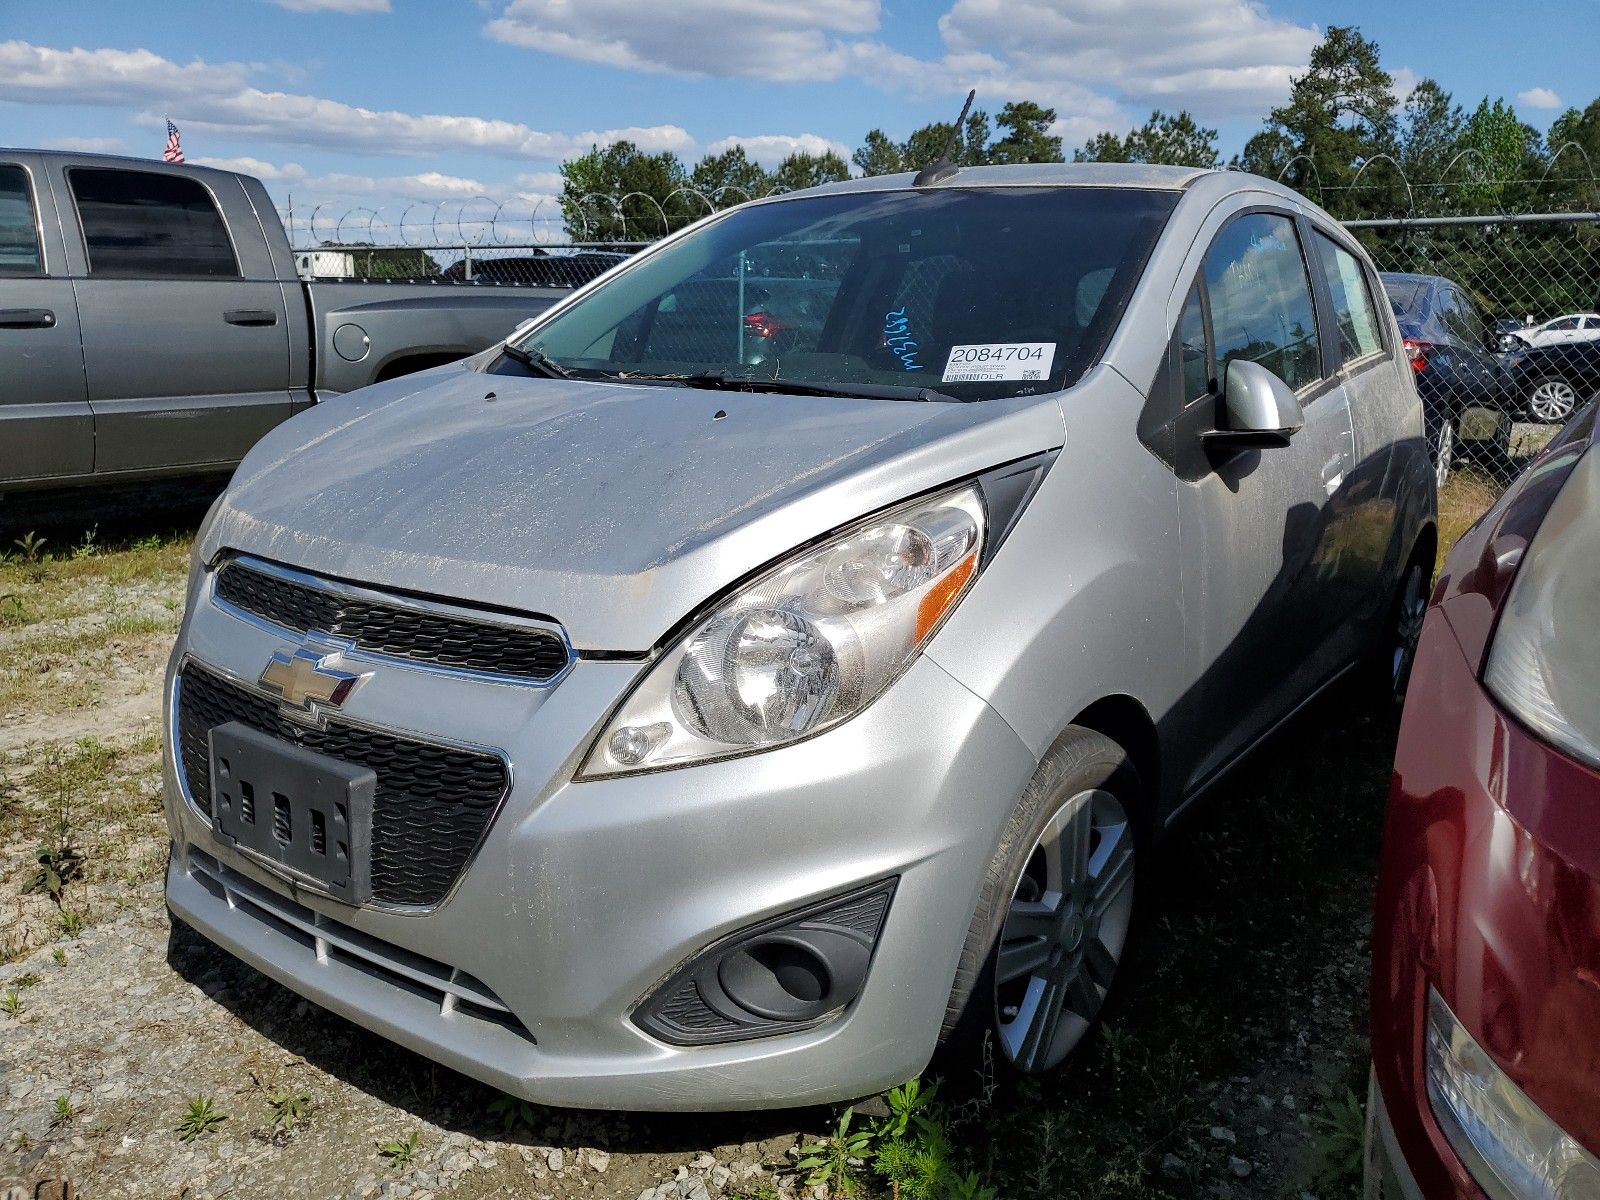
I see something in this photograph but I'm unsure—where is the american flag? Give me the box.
[163,119,184,164]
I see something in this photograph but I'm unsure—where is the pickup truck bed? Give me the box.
[0,149,569,494]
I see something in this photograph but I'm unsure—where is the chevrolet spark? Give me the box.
[163,163,1435,1110]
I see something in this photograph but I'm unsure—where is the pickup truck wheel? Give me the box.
[937,728,1142,1083]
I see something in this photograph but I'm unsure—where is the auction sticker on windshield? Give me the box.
[942,343,1056,383]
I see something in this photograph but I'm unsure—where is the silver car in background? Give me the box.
[162,163,1435,1110]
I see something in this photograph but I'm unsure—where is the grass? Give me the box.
[378,1131,423,1168]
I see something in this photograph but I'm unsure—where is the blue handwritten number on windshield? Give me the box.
[883,307,922,371]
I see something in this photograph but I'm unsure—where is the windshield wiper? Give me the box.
[499,342,572,379]
[615,371,957,403]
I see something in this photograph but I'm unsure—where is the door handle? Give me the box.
[0,308,55,329]
[224,309,278,326]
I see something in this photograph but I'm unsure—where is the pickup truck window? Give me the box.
[517,187,1178,401]
[0,165,42,275]
[68,168,239,279]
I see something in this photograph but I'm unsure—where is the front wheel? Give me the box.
[938,728,1140,1080]
[1428,414,1456,488]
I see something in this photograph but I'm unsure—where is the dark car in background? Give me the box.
[1381,272,1512,484]
[1367,401,1600,1198]
[440,249,628,287]
[1506,338,1600,424]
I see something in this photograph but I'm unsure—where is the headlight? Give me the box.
[1426,989,1600,1199]
[185,492,229,601]
[580,484,985,777]
[1484,448,1600,768]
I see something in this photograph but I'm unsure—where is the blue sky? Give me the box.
[1,0,1594,237]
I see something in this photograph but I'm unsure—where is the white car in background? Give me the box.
[1513,312,1600,349]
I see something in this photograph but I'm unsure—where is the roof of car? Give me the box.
[787,162,1222,198]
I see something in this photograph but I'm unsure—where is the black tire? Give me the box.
[935,727,1144,1088]
[1367,543,1433,732]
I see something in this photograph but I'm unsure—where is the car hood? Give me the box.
[202,366,1067,651]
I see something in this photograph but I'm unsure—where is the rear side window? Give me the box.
[1203,213,1322,392]
[0,164,42,275]
[68,168,238,278]
[1312,233,1383,363]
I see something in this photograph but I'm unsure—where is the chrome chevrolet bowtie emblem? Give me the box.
[259,643,366,722]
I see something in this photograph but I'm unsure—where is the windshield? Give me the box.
[511,186,1178,401]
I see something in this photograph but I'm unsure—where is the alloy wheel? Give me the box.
[994,788,1135,1074]
[1391,561,1428,709]
[1528,378,1578,423]
[1433,419,1455,489]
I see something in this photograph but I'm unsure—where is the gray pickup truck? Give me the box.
[1,150,568,494]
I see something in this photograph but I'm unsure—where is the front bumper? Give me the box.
[162,576,1037,1110]
[1368,607,1600,1195]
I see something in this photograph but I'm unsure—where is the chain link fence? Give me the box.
[292,202,1600,494]
[1350,212,1600,490]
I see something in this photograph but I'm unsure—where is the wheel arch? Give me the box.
[1065,695,1160,825]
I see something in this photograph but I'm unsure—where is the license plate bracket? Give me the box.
[208,721,375,905]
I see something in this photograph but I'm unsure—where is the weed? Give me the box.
[51,947,67,966]
[59,909,85,938]
[11,971,41,989]
[733,1183,781,1200]
[2,989,22,1018]
[25,759,85,904]
[176,1095,226,1142]
[71,526,100,561]
[267,1088,313,1132]
[486,1093,541,1135]
[1307,1086,1367,1195]
[378,1131,422,1168]
[12,1130,33,1152]
[0,592,27,627]
[796,1107,873,1199]
[50,1096,78,1128]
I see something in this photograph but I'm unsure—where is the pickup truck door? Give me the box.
[0,155,92,483]
[51,160,292,475]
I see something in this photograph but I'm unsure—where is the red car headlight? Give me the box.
[1484,448,1600,768]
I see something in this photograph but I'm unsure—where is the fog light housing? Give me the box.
[633,880,895,1045]
[1426,988,1600,1199]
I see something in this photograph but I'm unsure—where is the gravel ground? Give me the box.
[0,474,1498,1198]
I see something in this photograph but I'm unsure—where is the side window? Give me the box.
[1548,316,1580,331]
[68,168,238,278]
[1454,292,1488,349]
[0,164,43,275]
[1203,212,1322,392]
[1178,283,1210,403]
[1311,232,1383,363]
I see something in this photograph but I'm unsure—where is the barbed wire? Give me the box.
[280,154,1600,249]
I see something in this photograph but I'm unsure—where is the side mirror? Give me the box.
[1203,359,1305,449]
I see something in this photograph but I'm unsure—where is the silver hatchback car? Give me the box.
[163,163,1434,1110]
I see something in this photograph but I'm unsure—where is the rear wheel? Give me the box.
[1428,415,1456,488]
[1368,549,1431,728]
[1526,376,1579,423]
[939,728,1141,1081]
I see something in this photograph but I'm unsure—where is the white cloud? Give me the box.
[513,170,565,193]
[0,40,253,105]
[272,0,390,11]
[44,135,126,153]
[483,0,880,82]
[195,154,308,181]
[1518,86,1562,110]
[0,40,693,162]
[705,132,851,164]
[932,0,1319,118]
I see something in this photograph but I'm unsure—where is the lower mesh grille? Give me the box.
[187,849,532,1040]
[176,663,508,907]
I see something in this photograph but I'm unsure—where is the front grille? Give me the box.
[176,663,508,907]
[214,558,570,681]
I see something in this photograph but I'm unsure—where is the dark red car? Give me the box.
[1368,400,1600,1198]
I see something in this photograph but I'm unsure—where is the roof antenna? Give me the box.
[913,89,976,187]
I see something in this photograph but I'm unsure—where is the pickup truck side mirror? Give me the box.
[1202,359,1305,449]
